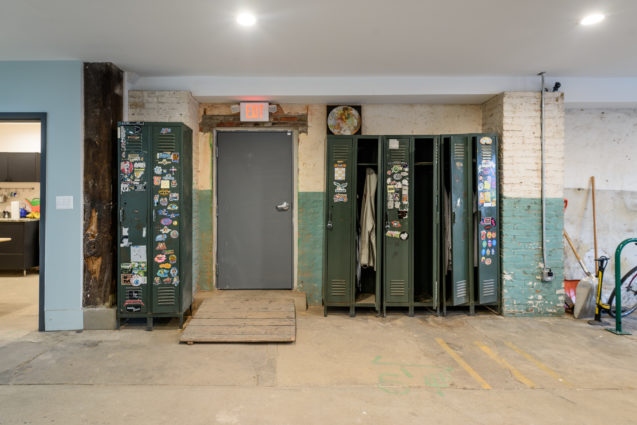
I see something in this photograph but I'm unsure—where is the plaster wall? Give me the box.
[362,104,482,136]
[0,61,84,330]
[564,108,637,291]
[0,122,41,152]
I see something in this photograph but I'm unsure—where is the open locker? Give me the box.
[441,134,500,315]
[323,135,382,316]
[382,135,439,316]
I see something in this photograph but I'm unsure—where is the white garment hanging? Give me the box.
[359,168,377,270]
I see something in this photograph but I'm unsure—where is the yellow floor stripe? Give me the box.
[475,341,536,389]
[436,338,491,390]
[504,341,573,387]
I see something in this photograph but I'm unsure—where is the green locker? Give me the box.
[474,134,500,307]
[441,134,500,314]
[382,136,440,316]
[323,135,382,316]
[117,122,193,330]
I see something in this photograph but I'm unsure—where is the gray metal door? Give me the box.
[217,131,293,289]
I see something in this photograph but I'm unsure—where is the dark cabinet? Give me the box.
[0,220,39,272]
[0,152,40,182]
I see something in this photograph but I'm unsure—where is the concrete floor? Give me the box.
[2,276,637,424]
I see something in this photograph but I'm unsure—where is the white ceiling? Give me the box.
[3,0,636,77]
[2,0,637,104]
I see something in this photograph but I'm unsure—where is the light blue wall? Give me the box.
[0,61,84,330]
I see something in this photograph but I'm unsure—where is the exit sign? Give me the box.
[240,102,269,122]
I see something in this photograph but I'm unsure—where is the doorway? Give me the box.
[0,113,46,332]
[216,131,294,290]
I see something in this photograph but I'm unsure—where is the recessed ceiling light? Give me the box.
[237,12,256,27]
[580,13,605,26]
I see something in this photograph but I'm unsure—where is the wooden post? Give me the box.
[83,63,123,307]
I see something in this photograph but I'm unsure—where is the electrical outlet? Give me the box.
[542,268,554,282]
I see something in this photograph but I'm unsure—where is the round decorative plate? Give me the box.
[328,106,361,135]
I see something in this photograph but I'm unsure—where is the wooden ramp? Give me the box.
[180,297,296,343]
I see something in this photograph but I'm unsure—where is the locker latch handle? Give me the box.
[327,206,333,230]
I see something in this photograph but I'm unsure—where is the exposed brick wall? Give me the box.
[500,198,564,315]
[127,91,208,293]
[483,92,566,315]
[499,92,564,199]
[128,91,200,185]
[482,93,503,135]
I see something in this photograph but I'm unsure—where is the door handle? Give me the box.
[276,201,290,211]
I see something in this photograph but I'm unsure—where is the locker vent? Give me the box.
[157,134,176,151]
[330,280,346,296]
[455,280,467,300]
[333,145,350,161]
[390,280,406,296]
[157,286,176,305]
[126,139,143,152]
[453,143,465,158]
[482,278,496,296]
[126,289,143,301]
[389,148,407,162]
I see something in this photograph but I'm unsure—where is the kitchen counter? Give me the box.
[0,218,40,222]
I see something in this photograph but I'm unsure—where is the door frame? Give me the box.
[213,129,298,290]
[0,112,47,331]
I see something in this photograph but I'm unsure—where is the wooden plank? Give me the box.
[193,311,295,319]
[197,300,294,309]
[181,334,295,343]
[197,301,293,309]
[181,327,294,342]
[181,297,296,343]
[195,307,294,315]
[186,318,295,326]
[182,325,293,335]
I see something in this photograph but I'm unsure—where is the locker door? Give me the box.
[117,123,150,315]
[150,124,182,313]
[476,134,499,304]
[383,137,411,304]
[432,137,441,309]
[324,137,355,305]
[449,135,470,306]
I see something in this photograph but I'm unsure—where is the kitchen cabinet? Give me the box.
[0,220,39,273]
[0,153,41,182]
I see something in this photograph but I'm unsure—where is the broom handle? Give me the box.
[564,230,592,277]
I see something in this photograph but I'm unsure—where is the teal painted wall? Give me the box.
[0,61,84,330]
[195,189,213,290]
[298,192,324,305]
[500,197,565,316]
